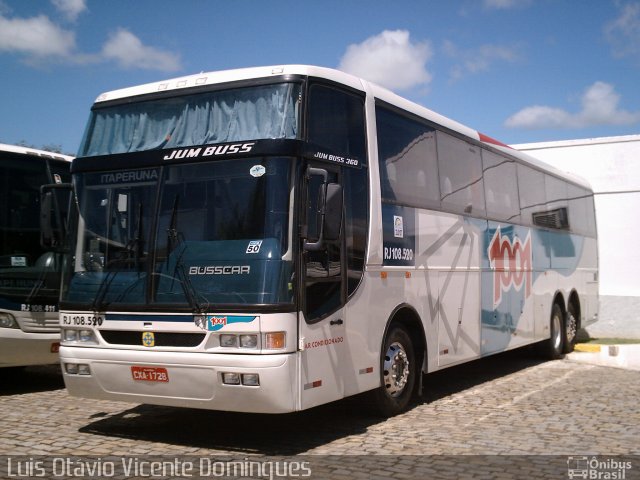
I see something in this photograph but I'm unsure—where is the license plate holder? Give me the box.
[131,366,169,383]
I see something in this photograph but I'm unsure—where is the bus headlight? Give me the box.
[222,372,241,385]
[241,373,260,386]
[0,312,17,329]
[78,329,95,342]
[62,329,96,344]
[65,363,91,375]
[219,334,259,349]
[219,334,238,348]
[65,363,79,374]
[221,372,260,386]
[217,333,279,350]
[239,334,258,349]
[63,329,78,341]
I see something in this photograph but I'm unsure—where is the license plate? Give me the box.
[131,366,169,383]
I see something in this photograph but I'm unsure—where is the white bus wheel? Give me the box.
[369,326,416,417]
[547,303,565,360]
[563,303,578,354]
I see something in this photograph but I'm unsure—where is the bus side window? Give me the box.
[517,164,546,227]
[483,150,520,222]
[307,84,366,161]
[437,131,485,216]
[304,84,368,320]
[304,170,343,321]
[376,105,440,209]
[343,166,367,296]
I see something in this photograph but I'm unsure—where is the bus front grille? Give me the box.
[99,330,206,347]
[20,317,60,333]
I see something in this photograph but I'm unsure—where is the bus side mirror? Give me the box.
[40,183,72,253]
[304,167,343,251]
[323,183,343,242]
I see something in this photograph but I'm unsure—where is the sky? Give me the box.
[0,0,639,155]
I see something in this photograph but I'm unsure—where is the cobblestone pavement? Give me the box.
[1,350,638,478]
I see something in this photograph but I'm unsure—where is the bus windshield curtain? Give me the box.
[80,83,299,157]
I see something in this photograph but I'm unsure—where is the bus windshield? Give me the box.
[64,157,294,310]
[0,156,69,314]
[78,83,301,157]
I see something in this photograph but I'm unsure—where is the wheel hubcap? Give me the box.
[566,311,577,344]
[383,342,409,397]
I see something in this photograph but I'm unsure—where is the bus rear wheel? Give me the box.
[562,303,578,354]
[369,326,416,417]
[545,303,565,359]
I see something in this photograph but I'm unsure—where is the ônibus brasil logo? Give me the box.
[487,228,532,309]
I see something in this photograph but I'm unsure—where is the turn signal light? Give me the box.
[264,332,286,350]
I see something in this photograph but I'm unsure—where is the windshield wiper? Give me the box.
[167,194,180,255]
[92,201,145,311]
[173,248,207,314]
[133,202,145,271]
[91,266,117,312]
[166,194,208,314]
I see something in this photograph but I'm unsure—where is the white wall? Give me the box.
[514,135,640,338]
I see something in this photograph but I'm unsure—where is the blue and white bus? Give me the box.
[55,66,597,416]
[0,143,72,367]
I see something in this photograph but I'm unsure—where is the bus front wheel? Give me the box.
[369,326,416,417]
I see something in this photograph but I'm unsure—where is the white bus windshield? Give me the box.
[64,157,294,310]
[78,83,301,157]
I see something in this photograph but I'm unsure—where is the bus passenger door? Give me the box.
[298,166,348,410]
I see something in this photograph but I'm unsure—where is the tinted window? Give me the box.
[80,83,301,156]
[437,131,485,215]
[344,166,368,295]
[519,166,573,230]
[0,155,67,304]
[48,159,72,184]
[568,185,596,237]
[517,164,546,227]
[308,84,366,161]
[376,106,440,208]
[304,169,342,320]
[0,156,49,242]
[483,150,520,222]
[545,174,568,209]
[305,85,368,314]
[584,193,597,237]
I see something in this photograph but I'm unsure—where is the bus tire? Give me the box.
[369,326,416,417]
[563,303,578,354]
[545,303,565,359]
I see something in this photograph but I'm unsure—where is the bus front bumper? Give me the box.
[60,346,298,413]
[0,330,60,367]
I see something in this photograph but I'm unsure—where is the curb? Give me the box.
[574,343,601,353]
[568,343,640,370]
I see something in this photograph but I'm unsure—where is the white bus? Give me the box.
[55,65,597,416]
[0,143,72,367]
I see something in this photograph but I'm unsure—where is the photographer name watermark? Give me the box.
[3,457,312,479]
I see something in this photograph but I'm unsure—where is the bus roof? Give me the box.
[91,64,592,191]
[0,142,73,162]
